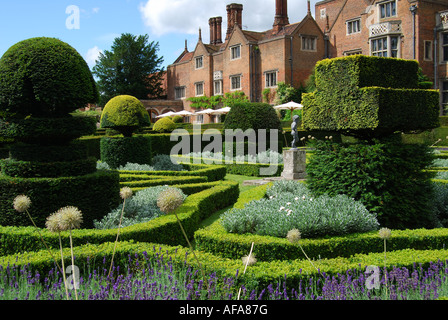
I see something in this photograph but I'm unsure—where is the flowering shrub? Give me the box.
[221,181,379,239]
[94,186,186,229]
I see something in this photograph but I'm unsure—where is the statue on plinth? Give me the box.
[291,115,300,149]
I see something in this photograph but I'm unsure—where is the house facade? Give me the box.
[314,0,448,113]
[165,0,326,123]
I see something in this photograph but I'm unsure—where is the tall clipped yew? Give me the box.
[0,37,120,228]
[303,55,440,230]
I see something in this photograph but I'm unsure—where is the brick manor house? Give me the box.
[314,0,448,113]
[151,0,448,121]
[162,0,325,123]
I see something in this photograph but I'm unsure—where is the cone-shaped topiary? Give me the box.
[100,95,151,137]
[153,117,177,133]
[0,37,99,119]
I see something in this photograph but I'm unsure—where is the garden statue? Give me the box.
[291,115,300,149]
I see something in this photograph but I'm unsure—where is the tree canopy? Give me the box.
[93,33,165,106]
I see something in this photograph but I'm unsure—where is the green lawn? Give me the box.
[196,174,265,231]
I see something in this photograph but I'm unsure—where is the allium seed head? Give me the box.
[13,195,31,213]
[157,188,185,214]
[242,254,257,266]
[379,227,392,240]
[57,206,83,231]
[46,212,63,233]
[287,228,301,244]
[120,187,133,200]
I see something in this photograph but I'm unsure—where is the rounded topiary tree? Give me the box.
[153,117,177,133]
[0,37,98,119]
[100,95,151,137]
[0,37,120,228]
[100,95,152,168]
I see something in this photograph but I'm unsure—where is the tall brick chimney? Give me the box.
[273,0,289,33]
[209,18,215,45]
[209,17,223,45]
[226,3,243,40]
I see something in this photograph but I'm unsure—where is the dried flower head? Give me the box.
[157,188,185,214]
[57,206,83,231]
[286,228,301,244]
[378,227,392,240]
[120,187,133,200]
[45,211,63,233]
[13,195,31,213]
[242,254,257,266]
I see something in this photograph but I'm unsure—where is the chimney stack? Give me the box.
[209,17,223,45]
[273,0,289,33]
[226,3,243,40]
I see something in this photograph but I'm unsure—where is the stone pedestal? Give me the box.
[281,148,306,180]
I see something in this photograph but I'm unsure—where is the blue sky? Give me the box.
[0,0,318,70]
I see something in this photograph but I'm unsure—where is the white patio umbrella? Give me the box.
[210,107,231,114]
[194,109,214,115]
[274,101,303,112]
[173,110,194,116]
[156,111,176,118]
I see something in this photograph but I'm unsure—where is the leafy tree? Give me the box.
[93,33,164,106]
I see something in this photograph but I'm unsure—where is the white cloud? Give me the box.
[139,0,316,38]
[92,7,100,14]
[85,46,102,67]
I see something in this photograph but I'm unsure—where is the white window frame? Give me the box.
[346,18,361,35]
[230,44,241,60]
[379,0,397,19]
[301,35,317,52]
[265,70,278,88]
[214,80,223,95]
[174,86,186,100]
[370,35,400,58]
[442,32,448,63]
[195,82,204,97]
[230,75,242,91]
[195,56,203,69]
[344,49,362,56]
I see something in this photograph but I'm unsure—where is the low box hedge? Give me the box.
[118,163,227,182]
[2,239,448,293]
[0,180,239,256]
[194,183,448,262]
[174,155,284,177]
[119,175,208,188]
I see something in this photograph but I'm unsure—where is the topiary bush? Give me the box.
[153,117,177,133]
[224,102,282,132]
[0,37,98,119]
[100,95,151,137]
[302,56,440,230]
[306,137,438,229]
[100,136,152,169]
[0,37,120,228]
[172,115,184,124]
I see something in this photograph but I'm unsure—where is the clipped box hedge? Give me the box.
[0,180,239,257]
[0,169,120,229]
[119,174,208,188]
[174,155,284,177]
[118,163,227,182]
[302,56,440,138]
[195,184,448,262]
[2,239,448,293]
